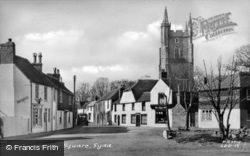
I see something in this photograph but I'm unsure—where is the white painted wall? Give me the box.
[198,108,241,129]
[112,79,172,127]
[86,106,94,122]
[0,64,15,117]
[120,91,136,103]
[31,82,53,133]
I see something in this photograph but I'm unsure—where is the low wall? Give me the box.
[2,117,29,137]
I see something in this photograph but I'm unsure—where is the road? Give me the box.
[37,126,250,156]
[4,125,250,156]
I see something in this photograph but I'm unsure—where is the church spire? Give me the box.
[163,7,169,24]
[185,21,188,31]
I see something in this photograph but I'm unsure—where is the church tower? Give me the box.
[159,7,194,91]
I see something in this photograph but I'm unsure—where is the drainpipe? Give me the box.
[30,81,33,133]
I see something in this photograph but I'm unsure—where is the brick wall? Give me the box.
[0,39,15,64]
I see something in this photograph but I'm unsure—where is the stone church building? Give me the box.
[159,7,194,90]
[159,7,198,128]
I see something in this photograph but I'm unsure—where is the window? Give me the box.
[44,109,47,122]
[122,104,125,111]
[132,103,135,110]
[247,89,250,100]
[54,89,56,101]
[155,111,167,123]
[33,107,42,126]
[158,93,166,105]
[59,111,62,124]
[114,115,117,123]
[44,87,47,101]
[174,46,179,59]
[69,96,71,105]
[114,104,117,112]
[88,113,91,120]
[131,114,136,124]
[122,115,126,124]
[68,113,71,123]
[201,109,212,121]
[142,102,146,111]
[48,108,50,122]
[141,114,147,125]
[175,38,179,43]
[59,90,63,103]
[35,84,39,99]
[247,110,250,121]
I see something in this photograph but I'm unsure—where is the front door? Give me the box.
[190,112,195,127]
[136,114,141,127]
[44,109,47,131]
[117,115,120,126]
[64,112,68,129]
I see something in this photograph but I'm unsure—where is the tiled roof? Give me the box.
[98,88,122,102]
[128,79,158,101]
[87,101,96,107]
[46,75,73,95]
[137,92,150,102]
[15,56,55,87]
[199,72,250,91]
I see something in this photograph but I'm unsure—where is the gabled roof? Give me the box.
[137,92,150,102]
[15,56,55,87]
[127,79,158,101]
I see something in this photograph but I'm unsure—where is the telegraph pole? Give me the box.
[73,75,76,127]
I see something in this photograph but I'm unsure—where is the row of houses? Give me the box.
[81,79,197,128]
[0,39,74,137]
[82,74,250,129]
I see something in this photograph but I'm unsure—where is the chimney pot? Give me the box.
[33,53,37,63]
[38,52,42,63]
[53,68,57,74]
[8,38,12,42]
[57,69,60,74]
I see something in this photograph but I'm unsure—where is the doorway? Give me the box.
[64,112,68,129]
[190,112,196,127]
[136,113,141,127]
[44,108,47,131]
[117,115,120,126]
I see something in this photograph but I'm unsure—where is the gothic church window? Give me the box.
[175,38,179,43]
[174,46,179,59]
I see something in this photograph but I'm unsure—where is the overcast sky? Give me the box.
[0,0,249,91]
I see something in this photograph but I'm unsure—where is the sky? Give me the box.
[0,0,249,91]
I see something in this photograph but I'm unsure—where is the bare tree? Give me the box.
[198,56,239,139]
[235,44,250,71]
[91,77,110,99]
[110,79,135,90]
[76,82,91,106]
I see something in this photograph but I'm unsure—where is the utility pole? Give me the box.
[73,75,76,127]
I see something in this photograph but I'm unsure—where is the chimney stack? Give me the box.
[0,38,16,64]
[33,53,37,63]
[38,52,42,63]
[32,52,43,72]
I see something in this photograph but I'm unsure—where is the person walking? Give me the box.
[0,117,3,139]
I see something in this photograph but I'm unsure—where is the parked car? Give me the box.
[77,113,89,126]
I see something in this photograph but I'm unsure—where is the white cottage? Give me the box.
[112,79,173,127]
